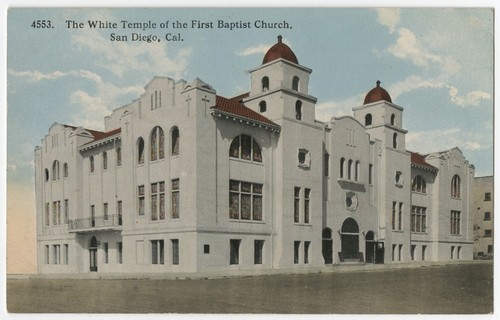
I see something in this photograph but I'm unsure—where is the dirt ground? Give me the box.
[7,262,493,314]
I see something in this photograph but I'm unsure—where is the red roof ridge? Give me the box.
[409,151,437,171]
[212,95,279,128]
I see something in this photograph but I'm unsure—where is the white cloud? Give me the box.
[448,87,491,107]
[315,94,364,122]
[237,44,270,57]
[387,28,441,67]
[375,8,400,33]
[407,127,491,155]
[8,69,103,83]
[71,31,191,78]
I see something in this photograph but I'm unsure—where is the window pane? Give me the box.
[229,192,240,219]
[252,140,262,162]
[158,128,165,159]
[253,195,262,221]
[241,135,251,160]
[241,182,251,193]
[172,192,179,219]
[241,194,251,220]
[229,137,240,158]
[151,195,158,220]
[159,194,165,220]
[230,180,240,191]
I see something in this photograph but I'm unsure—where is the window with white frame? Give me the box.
[150,126,165,161]
[102,151,108,170]
[171,179,180,219]
[451,175,461,199]
[450,210,461,235]
[151,181,166,221]
[138,185,145,216]
[412,175,426,193]
[411,206,427,233]
[229,135,262,163]
[151,240,164,264]
[229,180,262,221]
[172,239,179,265]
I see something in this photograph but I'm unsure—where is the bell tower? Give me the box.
[242,35,317,124]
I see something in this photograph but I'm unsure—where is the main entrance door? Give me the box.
[89,236,98,272]
[322,228,333,264]
[341,218,359,260]
[365,231,376,263]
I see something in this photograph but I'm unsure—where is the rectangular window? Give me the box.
[294,187,300,223]
[324,153,329,176]
[116,147,122,166]
[138,185,145,216]
[450,211,461,235]
[457,246,461,259]
[171,179,180,219]
[172,239,179,265]
[484,212,491,221]
[53,244,60,265]
[117,201,122,225]
[151,240,164,265]
[398,203,403,231]
[117,242,123,264]
[398,244,403,261]
[294,241,300,264]
[392,202,397,230]
[484,192,491,201]
[204,244,210,254]
[422,245,427,261]
[90,205,95,227]
[411,206,427,233]
[45,203,50,226]
[392,244,396,261]
[64,244,69,265]
[64,199,69,223]
[484,229,492,237]
[45,245,50,264]
[229,180,263,221]
[103,203,108,220]
[304,189,311,224]
[410,245,416,261]
[451,246,455,259]
[151,181,165,221]
[254,240,264,265]
[104,242,109,263]
[53,201,61,225]
[369,164,373,184]
[304,241,311,264]
[230,239,241,265]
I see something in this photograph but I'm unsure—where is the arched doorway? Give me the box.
[322,228,333,264]
[89,236,98,272]
[365,231,376,263]
[341,218,359,260]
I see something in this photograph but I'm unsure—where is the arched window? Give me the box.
[52,160,60,180]
[259,101,267,113]
[355,161,360,182]
[171,126,179,156]
[295,100,302,120]
[393,133,398,149]
[63,163,68,178]
[412,175,427,193]
[102,151,108,170]
[451,175,461,199]
[150,126,165,161]
[45,169,49,182]
[262,76,269,92]
[340,158,345,179]
[292,76,300,91]
[365,113,372,126]
[116,147,122,166]
[348,159,353,180]
[137,137,145,164]
[229,134,262,163]
[391,114,396,125]
[89,156,94,173]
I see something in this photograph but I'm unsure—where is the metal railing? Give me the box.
[68,214,122,231]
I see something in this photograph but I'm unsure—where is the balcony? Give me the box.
[68,214,122,233]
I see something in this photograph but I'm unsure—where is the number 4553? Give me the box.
[31,20,53,28]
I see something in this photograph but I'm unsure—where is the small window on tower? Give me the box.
[298,149,310,168]
[259,101,267,113]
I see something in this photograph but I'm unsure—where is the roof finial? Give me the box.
[277,35,282,43]
[376,80,381,87]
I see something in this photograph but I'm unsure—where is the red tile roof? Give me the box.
[212,95,279,128]
[230,92,250,103]
[410,152,437,171]
[64,124,121,144]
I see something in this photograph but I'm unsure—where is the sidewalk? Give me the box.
[7,259,492,281]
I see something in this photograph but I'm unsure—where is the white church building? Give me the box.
[35,36,475,274]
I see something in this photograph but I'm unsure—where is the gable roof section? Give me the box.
[211,95,280,132]
[409,151,438,172]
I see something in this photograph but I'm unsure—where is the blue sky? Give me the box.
[7,7,494,188]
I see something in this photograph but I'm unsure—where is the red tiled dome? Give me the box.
[364,80,392,104]
[262,35,298,65]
